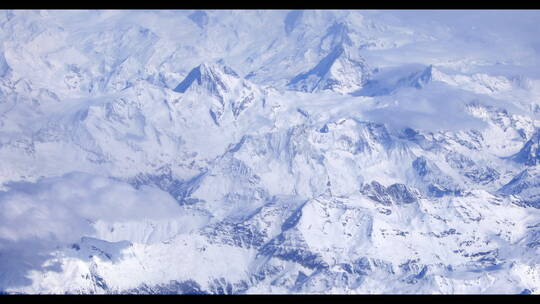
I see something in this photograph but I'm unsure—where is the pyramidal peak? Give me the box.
[173,61,265,125]
[511,129,540,166]
[173,61,240,96]
[287,44,371,94]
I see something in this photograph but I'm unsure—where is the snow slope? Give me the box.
[1,9,540,294]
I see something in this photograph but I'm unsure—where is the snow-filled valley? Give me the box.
[1,9,540,294]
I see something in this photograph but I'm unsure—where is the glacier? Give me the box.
[1,9,540,294]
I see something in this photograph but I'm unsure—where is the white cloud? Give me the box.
[0,172,182,244]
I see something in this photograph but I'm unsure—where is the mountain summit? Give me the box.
[512,129,540,166]
[287,45,371,94]
[174,62,239,96]
[174,61,265,124]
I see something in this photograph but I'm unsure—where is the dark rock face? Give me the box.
[126,280,206,294]
[202,221,266,249]
[361,181,418,205]
[387,184,417,204]
[512,130,540,166]
[352,257,372,275]
[499,169,540,208]
[412,156,460,198]
[128,167,207,206]
[362,181,392,205]
[464,167,500,184]
[258,233,329,270]
[413,156,430,177]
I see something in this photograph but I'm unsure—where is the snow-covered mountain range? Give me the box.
[1,9,540,294]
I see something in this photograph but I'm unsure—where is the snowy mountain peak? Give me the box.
[500,167,540,208]
[173,61,265,125]
[512,129,540,166]
[287,44,370,94]
[173,62,239,95]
